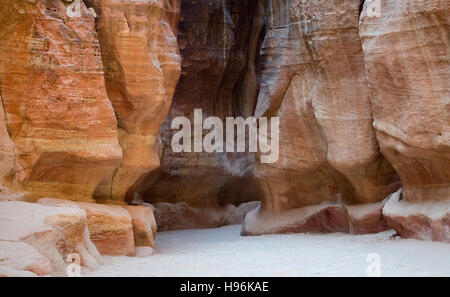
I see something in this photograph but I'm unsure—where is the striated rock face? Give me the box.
[0,0,122,201]
[138,0,266,209]
[85,0,182,202]
[242,0,401,235]
[360,0,449,203]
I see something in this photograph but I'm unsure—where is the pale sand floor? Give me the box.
[84,225,450,277]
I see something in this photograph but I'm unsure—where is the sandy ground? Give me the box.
[84,225,450,277]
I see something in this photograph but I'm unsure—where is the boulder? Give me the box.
[126,205,157,248]
[0,201,102,276]
[383,190,450,243]
[38,199,135,256]
[153,202,235,231]
[138,0,265,209]
[153,201,260,231]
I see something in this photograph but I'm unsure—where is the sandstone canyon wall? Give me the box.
[0,1,168,276]
[136,0,266,228]
[242,0,402,236]
[0,0,181,203]
[360,0,450,241]
[0,0,448,276]
[85,0,182,203]
[0,0,123,202]
[241,0,449,241]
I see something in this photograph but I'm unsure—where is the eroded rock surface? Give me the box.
[0,201,103,276]
[38,198,135,256]
[126,205,157,248]
[242,0,401,235]
[0,241,52,277]
[84,0,182,202]
[0,0,122,201]
[360,0,449,203]
[0,1,448,265]
[359,0,450,242]
[383,190,450,243]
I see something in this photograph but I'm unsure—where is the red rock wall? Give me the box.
[242,0,401,235]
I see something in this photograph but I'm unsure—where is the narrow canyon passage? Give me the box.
[85,225,450,277]
[0,0,448,278]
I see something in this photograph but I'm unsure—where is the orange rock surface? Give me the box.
[126,205,157,248]
[39,198,135,256]
[85,0,182,202]
[0,0,122,201]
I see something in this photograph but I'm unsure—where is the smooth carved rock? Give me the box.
[241,0,401,235]
[139,0,265,209]
[359,0,450,203]
[0,0,122,202]
[38,198,135,256]
[0,201,103,276]
[84,0,182,202]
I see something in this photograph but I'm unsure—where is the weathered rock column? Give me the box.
[242,0,400,235]
[85,0,182,202]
